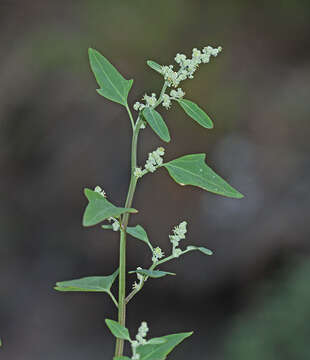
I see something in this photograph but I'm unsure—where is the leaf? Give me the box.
[54,269,119,292]
[136,332,193,360]
[176,99,213,129]
[101,224,113,230]
[88,48,133,106]
[127,225,153,250]
[113,357,131,360]
[105,319,131,341]
[187,245,213,256]
[83,188,137,227]
[163,154,244,199]
[147,337,167,345]
[129,269,175,278]
[142,108,171,143]
[146,60,162,74]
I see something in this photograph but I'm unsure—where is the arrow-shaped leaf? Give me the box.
[176,99,213,129]
[142,107,171,142]
[146,60,162,74]
[163,154,243,199]
[137,332,193,360]
[129,269,175,278]
[89,48,133,106]
[83,188,137,227]
[54,269,119,292]
[105,319,131,341]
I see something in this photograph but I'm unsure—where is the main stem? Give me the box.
[114,113,142,357]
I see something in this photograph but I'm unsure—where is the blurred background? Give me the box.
[1,1,310,359]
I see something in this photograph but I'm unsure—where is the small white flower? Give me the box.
[170,88,185,99]
[175,53,187,64]
[134,167,144,178]
[94,186,106,198]
[112,220,120,232]
[144,147,165,173]
[143,93,157,107]
[169,221,188,257]
[152,246,164,262]
[162,94,171,109]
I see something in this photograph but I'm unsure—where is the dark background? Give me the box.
[1,1,310,359]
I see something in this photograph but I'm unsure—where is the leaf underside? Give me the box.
[187,245,213,255]
[54,269,119,292]
[126,225,153,249]
[89,48,133,106]
[163,154,243,199]
[105,319,131,341]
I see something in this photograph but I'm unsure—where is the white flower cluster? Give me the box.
[152,246,164,263]
[132,267,144,291]
[169,221,187,257]
[131,322,149,360]
[107,217,120,231]
[133,93,157,112]
[161,87,185,110]
[161,45,222,88]
[94,186,106,197]
[134,147,165,178]
[145,147,165,172]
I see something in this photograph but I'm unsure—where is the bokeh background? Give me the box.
[1,1,310,359]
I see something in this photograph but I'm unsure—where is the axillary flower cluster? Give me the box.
[134,147,165,178]
[133,45,222,111]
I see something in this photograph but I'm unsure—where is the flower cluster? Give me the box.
[94,185,106,197]
[162,45,222,88]
[152,246,164,263]
[133,93,157,112]
[131,322,149,360]
[132,267,144,291]
[169,221,188,257]
[134,147,165,178]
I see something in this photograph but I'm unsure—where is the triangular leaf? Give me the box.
[163,154,243,199]
[83,188,137,227]
[129,269,175,278]
[127,225,153,250]
[137,332,193,360]
[54,269,119,292]
[142,108,171,143]
[105,319,131,341]
[89,48,133,106]
[176,99,213,129]
[187,245,213,256]
[146,60,162,74]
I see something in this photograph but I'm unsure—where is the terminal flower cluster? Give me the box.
[169,221,188,257]
[162,45,222,88]
[134,147,165,178]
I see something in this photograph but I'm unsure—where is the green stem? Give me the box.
[114,116,142,357]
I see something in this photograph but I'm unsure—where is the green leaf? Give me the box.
[147,337,167,345]
[137,332,193,360]
[129,269,175,278]
[142,108,171,143]
[105,319,131,341]
[54,269,119,292]
[113,357,131,360]
[88,48,133,106]
[146,60,162,74]
[127,225,153,250]
[176,99,213,129]
[83,188,137,227]
[187,245,213,256]
[163,154,244,199]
